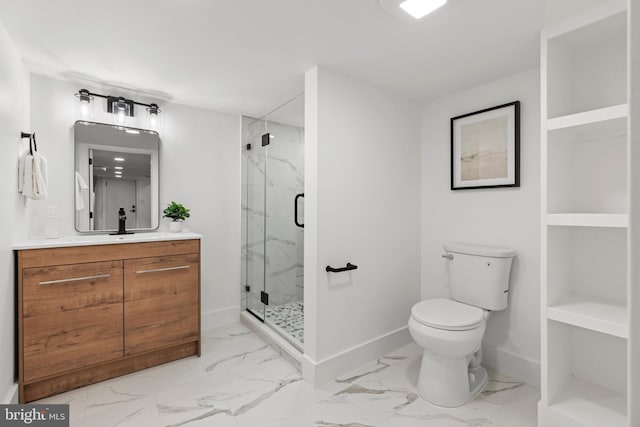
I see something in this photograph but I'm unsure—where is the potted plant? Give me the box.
[163,201,190,232]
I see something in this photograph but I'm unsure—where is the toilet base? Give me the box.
[416,349,488,408]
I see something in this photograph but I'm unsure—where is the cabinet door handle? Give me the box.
[39,273,111,285]
[136,265,190,274]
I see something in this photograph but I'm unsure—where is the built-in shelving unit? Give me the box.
[540,1,634,426]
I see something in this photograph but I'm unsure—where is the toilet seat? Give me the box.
[411,298,485,331]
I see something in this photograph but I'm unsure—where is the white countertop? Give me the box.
[13,231,202,250]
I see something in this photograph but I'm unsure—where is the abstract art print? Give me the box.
[451,101,520,190]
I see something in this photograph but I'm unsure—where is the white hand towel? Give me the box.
[31,152,48,200]
[21,153,35,198]
[75,171,89,210]
[18,151,27,193]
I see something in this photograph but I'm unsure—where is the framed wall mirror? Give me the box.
[74,121,160,233]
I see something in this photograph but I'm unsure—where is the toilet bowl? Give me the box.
[408,298,489,407]
[409,243,515,408]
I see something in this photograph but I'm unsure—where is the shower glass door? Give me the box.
[242,94,305,349]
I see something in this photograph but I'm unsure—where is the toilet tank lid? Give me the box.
[444,243,516,258]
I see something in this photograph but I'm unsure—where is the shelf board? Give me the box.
[546,214,628,228]
[549,376,627,427]
[547,104,628,131]
[548,294,628,338]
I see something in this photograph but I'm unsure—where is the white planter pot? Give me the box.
[169,221,183,232]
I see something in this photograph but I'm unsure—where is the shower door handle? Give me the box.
[294,193,304,228]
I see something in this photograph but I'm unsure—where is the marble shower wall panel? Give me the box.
[241,116,304,311]
[265,120,304,307]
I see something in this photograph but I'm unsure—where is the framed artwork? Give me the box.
[450,101,520,190]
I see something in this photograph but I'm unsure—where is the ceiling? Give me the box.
[0,0,543,119]
[93,150,151,180]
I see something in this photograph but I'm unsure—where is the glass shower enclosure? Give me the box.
[241,95,304,350]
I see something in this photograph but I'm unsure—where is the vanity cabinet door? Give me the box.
[124,254,200,355]
[22,261,124,382]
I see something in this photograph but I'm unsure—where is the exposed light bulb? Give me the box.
[146,103,161,131]
[116,106,126,124]
[75,89,94,119]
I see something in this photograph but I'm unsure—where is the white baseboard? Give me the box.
[201,306,241,330]
[3,383,18,404]
[482,343,540,388]
[303,326,411,387]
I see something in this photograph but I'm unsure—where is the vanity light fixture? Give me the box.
[74,88,162,128]
[379,0,447,20]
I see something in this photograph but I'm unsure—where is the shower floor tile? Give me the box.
[266,301,304,347]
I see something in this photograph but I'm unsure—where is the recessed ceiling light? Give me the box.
[379,0,446,21]
[399,0,446,19]
[114,166,123,170]
[115,175,122,178]
[114,157,125,162]
[115,171,122,174]
[125,129,140,134]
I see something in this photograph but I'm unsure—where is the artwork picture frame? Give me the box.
[450,101,520,190]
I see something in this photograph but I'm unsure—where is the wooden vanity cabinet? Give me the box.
[22,260,124,383]
[16,239,201,403]
[124,254,200,355]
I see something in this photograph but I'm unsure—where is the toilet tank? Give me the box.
[444,243,516,311]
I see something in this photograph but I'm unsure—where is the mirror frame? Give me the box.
[73,120,160,233]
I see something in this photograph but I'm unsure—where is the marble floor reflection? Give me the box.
[35,323,539,427]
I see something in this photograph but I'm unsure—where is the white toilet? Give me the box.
[408,243,515,408]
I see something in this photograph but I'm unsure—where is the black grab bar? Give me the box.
[326,263,358,273]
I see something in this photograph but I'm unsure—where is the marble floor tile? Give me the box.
[33,323,538,427]
[35,387,87,422]
[488,385,540,427]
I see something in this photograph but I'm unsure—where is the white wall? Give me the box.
[0,20,29,403]
[27,74,242,328]
[160,101,242,327]
[304,66,421,384]
[421,67,540,386]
